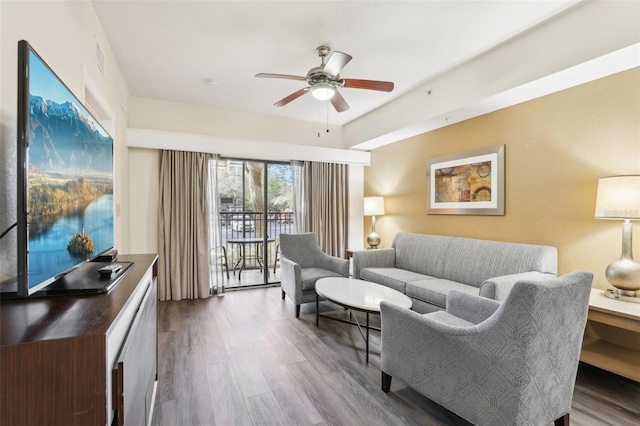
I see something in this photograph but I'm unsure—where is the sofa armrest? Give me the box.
[280,256,303,304]
[446,290,501,325]
[380,301,484,374]
[480,271,555,301]
[352,248,395,279]
[381,300,482,339]
[319,253,350,277]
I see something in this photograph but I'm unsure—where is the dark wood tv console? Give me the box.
[0,253,158,426]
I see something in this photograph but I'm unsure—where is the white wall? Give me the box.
[128,148,160,253]
[129,96,345,149]
[126,127,370,165]
[344,0,640,149]
[348,165,365,251]
[0,1,130,285]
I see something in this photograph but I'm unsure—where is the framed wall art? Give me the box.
[427,145,505,215]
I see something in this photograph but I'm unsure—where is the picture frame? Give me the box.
[427,144,505,215]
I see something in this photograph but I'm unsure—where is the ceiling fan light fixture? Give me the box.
[256,46,393,112]
[311,83,336,100]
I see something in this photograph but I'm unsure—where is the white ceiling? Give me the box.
[92,0,581,127]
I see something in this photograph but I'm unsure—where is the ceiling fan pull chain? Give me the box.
[326,100,330,133]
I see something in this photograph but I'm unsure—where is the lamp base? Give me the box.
[603,221,640,301]
[367,232,381,249]
[604,288,640,303]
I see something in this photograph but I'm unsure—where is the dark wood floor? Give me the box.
[152,286,640,426]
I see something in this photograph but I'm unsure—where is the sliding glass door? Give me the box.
[216,159,293,288]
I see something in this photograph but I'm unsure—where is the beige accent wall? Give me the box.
[365,68,640,290]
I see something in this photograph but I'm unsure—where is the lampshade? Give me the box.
[311,83,336,100]
[595,175,640,220]
[364,197,385,216]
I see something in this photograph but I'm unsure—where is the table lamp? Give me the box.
[595,175,640,302]
[364,196,385,249]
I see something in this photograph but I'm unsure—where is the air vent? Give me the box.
[82,65,115,135]
[96,40,106,75]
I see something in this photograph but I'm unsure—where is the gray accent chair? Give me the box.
[279,233,349,318]
[380,271,593,426]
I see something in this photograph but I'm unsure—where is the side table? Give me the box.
[580,288,640,382]
[345,249,358,277]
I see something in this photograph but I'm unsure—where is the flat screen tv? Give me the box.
[17,40,115,297]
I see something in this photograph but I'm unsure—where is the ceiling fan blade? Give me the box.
[274,88,310,107]
[256,73,306,81]
[323,51,352,76]
[330,90,350,113]
[341,79,394,92]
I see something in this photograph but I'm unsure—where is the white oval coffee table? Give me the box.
[315,277,412,363]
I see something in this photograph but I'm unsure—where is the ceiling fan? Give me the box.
[255,46,394,113]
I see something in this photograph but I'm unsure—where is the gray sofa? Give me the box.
[353,232,557,313]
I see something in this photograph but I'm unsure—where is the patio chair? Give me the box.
[210,245,230,280]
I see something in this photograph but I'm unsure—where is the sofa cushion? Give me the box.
[406,279,480,309]
[301,268,343,291]
[393,233,453,277]
[441,237,558,287]
[359,267,435,294]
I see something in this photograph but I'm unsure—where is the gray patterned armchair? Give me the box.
[380,271,593,426]
[279,233,349,318]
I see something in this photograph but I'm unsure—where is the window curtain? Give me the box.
[206,155,224,295]
[292,160,306,233]
[298,161,348,257]
[158,150,211,301]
